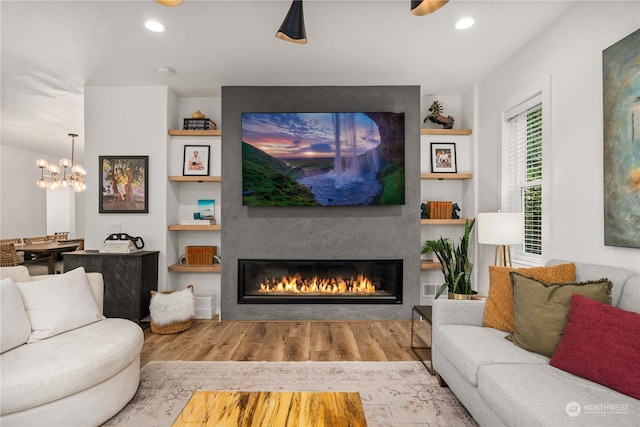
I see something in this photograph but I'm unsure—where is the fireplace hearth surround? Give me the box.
[221,86,421,320]
[238,259,403,304]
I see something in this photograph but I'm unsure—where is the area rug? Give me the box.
[102,361,477,426]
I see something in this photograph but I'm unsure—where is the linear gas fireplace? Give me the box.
[238,259,403,304]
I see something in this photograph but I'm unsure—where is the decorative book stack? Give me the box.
[180,219,216,225]
[183,118,217,131]
[426,201,453,219]
[185,246,217,265]
[99,240,140,253]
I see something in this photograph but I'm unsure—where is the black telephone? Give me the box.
[104,233,145,249]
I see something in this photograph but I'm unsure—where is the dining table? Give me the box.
[17,239,84,274]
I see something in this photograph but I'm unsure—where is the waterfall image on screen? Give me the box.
[242,112,405,206]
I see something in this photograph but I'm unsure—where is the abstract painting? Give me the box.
[603,28,640,248]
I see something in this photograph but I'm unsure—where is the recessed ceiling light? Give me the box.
[455,17,474,30]
[158,66,175,77]
[145,20,165,32]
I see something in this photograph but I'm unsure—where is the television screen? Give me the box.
[242,112,405,206]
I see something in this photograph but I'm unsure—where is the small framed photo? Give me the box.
[183,145,210,176]
[99,156,149,213]
[430,143,457,173]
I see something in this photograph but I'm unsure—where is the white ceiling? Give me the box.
[1,0,577,158]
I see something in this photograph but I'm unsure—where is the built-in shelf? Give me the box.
[420,129,472,135]
[168,129,470,137]
[168,176,221,182]
[168,263,221,273]
[168,129,221,136]
[420,218,471,225]
[168,224,221,231]
[421,260,441,270]
[421,173,473,180]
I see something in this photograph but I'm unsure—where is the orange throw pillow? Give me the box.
[482,263,576,332]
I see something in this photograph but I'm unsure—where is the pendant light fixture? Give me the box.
[154,0,183,6]
[276,0,307,44]
[411,0,449,16]
[36,133,86,193]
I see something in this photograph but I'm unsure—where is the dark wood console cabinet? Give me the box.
[63,250,159,322]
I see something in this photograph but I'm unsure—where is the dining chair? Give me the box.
[53,232,70,241]
[53,240,84,274]
[0,243,49,275]
[0,238,25,263]
[23,236,50,244]
[0,237,23,245]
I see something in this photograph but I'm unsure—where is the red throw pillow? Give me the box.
[550,294,640,399]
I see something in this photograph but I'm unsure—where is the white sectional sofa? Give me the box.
[1,266,144,426]
[432,259,640,426]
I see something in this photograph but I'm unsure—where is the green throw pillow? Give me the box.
[507,272,612,357]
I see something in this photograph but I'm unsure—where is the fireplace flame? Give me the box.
[259,273,376,295]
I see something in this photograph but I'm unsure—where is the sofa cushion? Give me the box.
[0,266,31,283]
[478,364,640,426]
[483,263,576,333]
[619,276,640,313]
[550,294,640,399]
[508,272,612,357]
[0,278,31,353]
[16,267,104,343]
[0,318,143,415]
[546,259,638,308]
[435,324,548,386]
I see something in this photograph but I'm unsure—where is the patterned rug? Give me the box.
[102,361,478,427]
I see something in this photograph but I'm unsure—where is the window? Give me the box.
[503,94,543,264]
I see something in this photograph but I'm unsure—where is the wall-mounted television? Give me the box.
[242,112,405,206]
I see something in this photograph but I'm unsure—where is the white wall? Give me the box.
[1,145,50,238]
[1,144,86,241]
[84,86,170,290]
[475,1,640,295]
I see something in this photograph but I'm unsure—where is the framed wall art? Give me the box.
[183,145,210,176]
[603,28,640,248]
[99,156,149,214]
[430,142,457,173]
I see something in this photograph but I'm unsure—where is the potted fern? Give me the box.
[421,218,476,299]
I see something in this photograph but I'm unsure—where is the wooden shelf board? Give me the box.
[168,224,221,231]
[168,176,221,182]
[168,263,221,273]
[168,129,221,136]
[421,173,472,180]
[421,129,472,135]
[420,260,441,270]
[420,218,470,225]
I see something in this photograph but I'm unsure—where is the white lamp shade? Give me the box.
[477,212,524,245]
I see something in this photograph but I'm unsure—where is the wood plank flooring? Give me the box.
[140,319,432,367]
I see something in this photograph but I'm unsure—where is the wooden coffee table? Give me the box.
[171,390,367,426]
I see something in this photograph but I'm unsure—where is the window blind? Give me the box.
[505,96,543,262]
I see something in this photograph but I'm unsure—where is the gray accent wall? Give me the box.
[221,86,420,320]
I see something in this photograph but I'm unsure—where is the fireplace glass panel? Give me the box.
[238,259,402,304]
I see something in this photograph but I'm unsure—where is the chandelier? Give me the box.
[36,133,86,192]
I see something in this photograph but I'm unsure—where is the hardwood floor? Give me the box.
[140,319,432,367]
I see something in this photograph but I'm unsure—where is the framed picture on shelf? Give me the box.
[99,156,149,213]
[197,199,215,221]
[430,143,457,173]
[183,145,210,176]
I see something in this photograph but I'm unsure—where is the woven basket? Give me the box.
[149,285,194,334]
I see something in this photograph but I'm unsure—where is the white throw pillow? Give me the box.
[1,278,32,353]
[16,267,104,343]
[150,286,195,326]
[0,266,31,283]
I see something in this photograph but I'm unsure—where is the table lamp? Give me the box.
[477,212,524,267]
